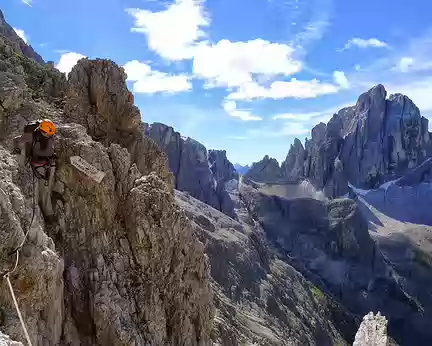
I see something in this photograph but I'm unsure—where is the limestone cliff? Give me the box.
[0,15,213,345]
[244,155,283,183]
[146,122,237,218]
[282,84,432,197]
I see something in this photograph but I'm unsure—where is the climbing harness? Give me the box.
[2,172,36,346]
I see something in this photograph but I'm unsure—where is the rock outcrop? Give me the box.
[240,183,428,345]
[0,20,213,345]
[353,312,388,346]
[0,9,44,65]
[175,189,356,345]
[146,122,236,218]
[280,138,305,181]
[282,85,432,197]
[0,331,23,346]
[244,155,283,183]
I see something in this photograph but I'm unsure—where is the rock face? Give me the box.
[0,21,213,345]
[244,155,283,182]
[64,60,173,188]
[146,122,236,218]
[353,312,388,346]
[282,85,432,196]
[175,189,356,346]
[0,10,44,65]
[281,138,305,181]
[0,331,23,346]
[240,183,428,345]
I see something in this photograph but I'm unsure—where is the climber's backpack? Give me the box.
[23,120,41,134]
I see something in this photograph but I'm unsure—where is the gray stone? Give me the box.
[280,138,305,182]
[0,9,44,65]
[147,123,236,218]
[244,155,282,183]
[281,84,432,197]
[353,312,388,346]
[0,331,23,346]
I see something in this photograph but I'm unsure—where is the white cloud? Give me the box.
[280,123,310,136]
[272,101,354,123]
[342,38,388,50]
[21,0,32,7]
[223,100,262,121]
[388,78,432,113]
[227,78,340,101]
[293,0,333,50]
[13,28,27,43]
[124,60,191,94]
[193,39,302,88]
[126,0,209,61]
[393,56,432,74]
[228,135,249,140]
[354,64,361,71]
[397,57,415,73]
[56,52,86,74]
[333,70,349,88]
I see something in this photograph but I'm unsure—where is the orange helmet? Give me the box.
[38,119,56,137]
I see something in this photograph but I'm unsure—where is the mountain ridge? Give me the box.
[1,6,431,346]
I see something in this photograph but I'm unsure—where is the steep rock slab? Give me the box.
[147,122,236,218]
[0,28,214,345]
[244,155,282,183]
[0,10,44,65]
[175,190,355,346]
[280,138,305,182]
[333,85,431,189]
[52,124,213,345]
[64,60,173,188]
[282,84,432,196]
[0,148,64,346]
[240,183,426,345]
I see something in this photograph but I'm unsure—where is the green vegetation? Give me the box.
[311,285,326,303]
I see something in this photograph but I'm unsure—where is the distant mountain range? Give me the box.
[233,163,250,175]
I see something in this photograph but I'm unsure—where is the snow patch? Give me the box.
[378,179,399,192]
[348,182,371,196]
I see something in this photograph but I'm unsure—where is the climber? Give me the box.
[12,119,57,220]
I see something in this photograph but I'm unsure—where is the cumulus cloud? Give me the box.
[397,57,415,73]
[125,0,348,102]
[124,60,191,94]
[13,28,27,43]
[56,52,86,75]
[193,39,302,88]
[341,38,388,51]
[126,0,209,61]
[333,70,349,88]
[227,78,340,101]
[223,100,263,121]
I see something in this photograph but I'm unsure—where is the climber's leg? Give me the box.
[37,165,54,219]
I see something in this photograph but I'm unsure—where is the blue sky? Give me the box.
[4,0,432,165]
